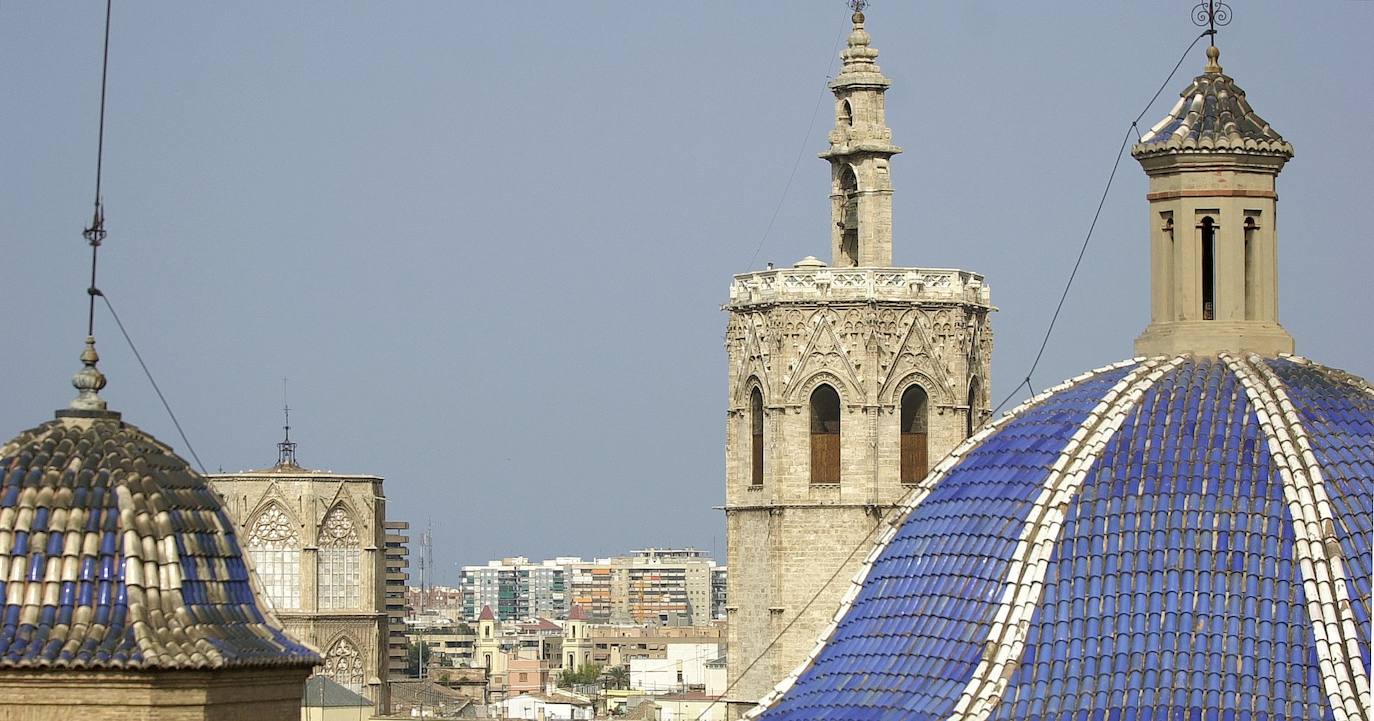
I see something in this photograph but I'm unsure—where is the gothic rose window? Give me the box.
[318,505,361,609]
[323,636,365,694]
[246,504,301,610]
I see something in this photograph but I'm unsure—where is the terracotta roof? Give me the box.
[567,604,587,621]
[478,605,495,621]
[0,411,318,670]
[302,675,372,707]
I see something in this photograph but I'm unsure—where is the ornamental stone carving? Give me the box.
[319,506,360,548]
[247,505,299,549]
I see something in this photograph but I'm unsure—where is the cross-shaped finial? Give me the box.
[848,0,869,12]
[1192,0,1232,45]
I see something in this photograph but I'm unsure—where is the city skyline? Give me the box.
[4,3,1370,574]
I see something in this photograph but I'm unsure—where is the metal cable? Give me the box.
[990,31,1210,417]
[99,292,209,474]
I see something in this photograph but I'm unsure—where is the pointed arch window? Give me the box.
[318,506,362,609]
[750,387,764,487]
[966,377,981,438]
[810,384,841,484]
[323,636,365,694]
[900,385,929,484]
[246,504,300,610]
[839,99,853,126]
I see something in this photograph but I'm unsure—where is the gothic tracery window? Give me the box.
[323,636,365,694]
[247,504,300,610]
[317,505,361,609]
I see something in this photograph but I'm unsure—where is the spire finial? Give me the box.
[848,0,868,25]
[277,378,299,467]
[69,336,108,411]
[1192,0,1232,48]
[68,2,114,414]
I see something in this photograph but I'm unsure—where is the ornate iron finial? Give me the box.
[1192,0,1232,46]
[277,378,299,467]
[849,0,868,23]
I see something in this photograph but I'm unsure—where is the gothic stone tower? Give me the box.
[722,8,994,714]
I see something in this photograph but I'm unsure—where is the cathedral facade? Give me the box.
[208,441,395,712]
[722,8,993,713]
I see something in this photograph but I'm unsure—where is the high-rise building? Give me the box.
[208,437,395,712]
[722,7,993,712]
[461,558,568,621]
[710,567,727,621]
[383,521,411,680]
[463,551,722,626]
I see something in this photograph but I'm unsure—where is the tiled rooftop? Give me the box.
[0,413,319,670]
[751,355,1371,721]
[1134,47,1292,159]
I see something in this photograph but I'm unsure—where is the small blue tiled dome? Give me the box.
[751,354,1371,721]
[0,408,319,670]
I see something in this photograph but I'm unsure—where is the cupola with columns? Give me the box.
[1132,44,1295,357]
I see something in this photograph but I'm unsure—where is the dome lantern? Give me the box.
[1131,45,1295,357]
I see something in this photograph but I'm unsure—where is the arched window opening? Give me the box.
[838,167,859,267]
[1200,216,1216,320]
[1160,212,1175,319]
[750,388,764,487]
[246,504,300,610]
[1243,214,1259,320]
[318,505,361,610]
[839,99,853,126]
[966,378,981,438]
[810,384,841,484]
[323,637,365,694]
[900,385,930,484]
[484,653,493,668]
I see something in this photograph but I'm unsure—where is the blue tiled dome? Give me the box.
[0,410,319,670]
[751,354,1371,721]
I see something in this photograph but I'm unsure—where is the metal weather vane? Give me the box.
[1192,0,1232,45]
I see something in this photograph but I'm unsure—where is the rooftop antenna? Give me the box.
[69,0,114,413]
[277,377,299,467]
[1192,0,1231,46]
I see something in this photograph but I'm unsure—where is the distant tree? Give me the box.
[602,665,630,690]
[558,663,603,688]
[407,641,433,677]
[455,622,475,635]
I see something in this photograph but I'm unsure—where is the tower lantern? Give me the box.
[1132,44,1295,357]
[821,4,901,268]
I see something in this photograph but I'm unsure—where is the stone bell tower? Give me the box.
[721,6,995,715]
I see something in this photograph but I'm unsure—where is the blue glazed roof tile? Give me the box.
[0,414,318,671]
[751,356,1372,721]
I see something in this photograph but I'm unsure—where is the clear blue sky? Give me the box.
[4,2,1371,581]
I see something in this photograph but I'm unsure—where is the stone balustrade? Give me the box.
[727,266,991,308]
